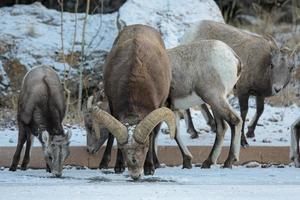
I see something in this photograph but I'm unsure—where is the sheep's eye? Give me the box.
[270,64,274,69]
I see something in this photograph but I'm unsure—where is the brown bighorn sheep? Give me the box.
[9,66,71,177]
[291,117,300,167]
[85,97,109,155]
[182,20,295,146]
[90,24,177,180]
[168,40,242,168]
[85,96,114,170]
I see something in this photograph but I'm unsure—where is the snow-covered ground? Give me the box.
[1,97,299,147]
[0,0,223,74]
[1,165,300,200]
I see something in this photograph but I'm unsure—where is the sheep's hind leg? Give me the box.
[21,134,34,170]
[174,111,193,169]
[238,94,249,147]
[9,123,27,171]
[202,111,227,169]
[222,102,242,168]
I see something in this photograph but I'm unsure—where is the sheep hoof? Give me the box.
[246,129,255,138]
[208,121,217,133]
[20,164,28,171]
[144,165,155,176]
[182,156,192,169]
[99,158,110,169]
[201,160,212,169]
[114,165,125,174]
[189,132,199,139]
[187,128,199,139]
[223,159,234,168]
[9,166,17,171]
[241,137,249,148]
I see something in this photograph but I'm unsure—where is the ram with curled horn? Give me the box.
[88,24,187,180]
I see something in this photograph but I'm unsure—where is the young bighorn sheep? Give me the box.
[168,40,242,168]
[9,66,71,177]
[90,24,177,180]
[85,97,109,154]
[291,117,300,167]
[182,20,295,146]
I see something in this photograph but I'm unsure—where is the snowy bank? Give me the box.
[0,0,223,78]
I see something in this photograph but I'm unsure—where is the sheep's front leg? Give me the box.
[174,111,193,169]
[9,123,27,171]
[99,133,114,169]
[144,132,155,175]
[290,118,300,167]
[246,96,264,138]
[114,148,125,173]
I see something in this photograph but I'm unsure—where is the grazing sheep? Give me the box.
[182,20,295,146]
[90,24,177,180]
[168,40,242,168]
[9,66,71,177]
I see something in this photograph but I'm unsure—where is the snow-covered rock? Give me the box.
[0,0,223,104]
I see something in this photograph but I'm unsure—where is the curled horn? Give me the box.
[264,34,279,49]
[92,106,128,144]
[87,95,94,110]
[133,107,176,144]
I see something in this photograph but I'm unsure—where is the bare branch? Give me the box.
[77,0,91,115]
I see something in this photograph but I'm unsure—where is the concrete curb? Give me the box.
[0,146,290,169]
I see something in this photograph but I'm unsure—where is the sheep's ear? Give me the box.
[42,131,49,144]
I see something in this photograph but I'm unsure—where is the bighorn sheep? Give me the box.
[168,40,242,168]
[85,96,112,169]
[9,66,71,177]
[85,97,109,155]
[182,20,295,146]
[90,24,177,180]
[291,117,300,167]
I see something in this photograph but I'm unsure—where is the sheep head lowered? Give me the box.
[92,106,175,180]
[90,24,175,180]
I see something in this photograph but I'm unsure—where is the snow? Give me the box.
[1,97,299,147]
[0,166,300,200]
[0,0,223,75]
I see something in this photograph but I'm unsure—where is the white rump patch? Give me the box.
[210,41,239,94]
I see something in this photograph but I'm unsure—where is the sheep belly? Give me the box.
[173,92,204,110]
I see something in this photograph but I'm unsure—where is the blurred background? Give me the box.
[0,0,299,126]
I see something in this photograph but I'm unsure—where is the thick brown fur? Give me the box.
[103,25,171,175]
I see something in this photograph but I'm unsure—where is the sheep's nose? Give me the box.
[274,87,281,93]
[132,158,137,164]
[53,172,62,178]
